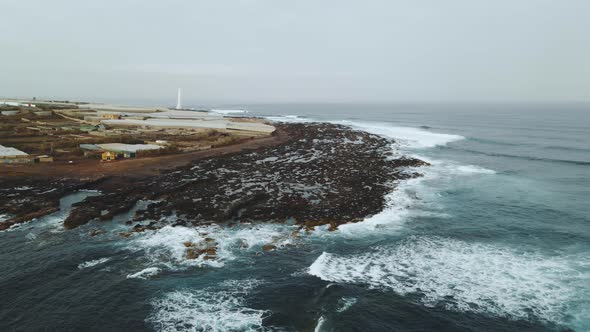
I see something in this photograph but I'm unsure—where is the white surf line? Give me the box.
[265,115,492,236]
[147,279,268,332]
[78,257,111,270]
[308,236,588,324]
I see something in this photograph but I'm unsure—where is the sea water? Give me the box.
[0,103,588,331]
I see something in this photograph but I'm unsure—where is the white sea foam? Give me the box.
[265,115,464,150]
[131,226,221,269]
[265,115,313,123]
[147,279,268,332]
[334,177,419,236]
[314,153,495,237]
[314,316,327,332]
[210,109,248,115]
[336,297,357,313]
[78,257,111,269]
[454,164,496,174]
[127,267,161,279]
[309,236,588,323]
[263,115,491,235]
[337,121,464,149]
[129,224,297,270]
[3,190,105,234]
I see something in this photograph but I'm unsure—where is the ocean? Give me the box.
[1,103,588,331]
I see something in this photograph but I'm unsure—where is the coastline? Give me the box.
[0,125,291,179]
[1,104,587,331]
[0,121,428,234]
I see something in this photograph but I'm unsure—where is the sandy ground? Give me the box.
[0,128,290,179]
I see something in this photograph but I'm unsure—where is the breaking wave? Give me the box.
[265,115,313,123]
[336,297,357,313]
[262,115,494,237]
[308,236,589,324]
[147,279,268,332]
[78,257,111,270]
[266,115,465,149]
[210,109,248,115]
[128,223,297,271]
[335,121,464,149]
[127,267,161,280]
[322,155,495,236]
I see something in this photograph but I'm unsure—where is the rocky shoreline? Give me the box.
[0,123,428,234]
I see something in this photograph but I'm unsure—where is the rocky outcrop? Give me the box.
[0,123,429,232]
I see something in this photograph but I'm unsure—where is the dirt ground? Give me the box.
[0,127,290,179]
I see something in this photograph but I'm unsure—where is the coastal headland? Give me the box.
[0,99,429,259]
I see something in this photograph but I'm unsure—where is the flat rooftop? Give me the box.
[0,145,29,157]
[97,143,162,153]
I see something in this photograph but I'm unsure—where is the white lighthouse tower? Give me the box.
[175,88,182,110]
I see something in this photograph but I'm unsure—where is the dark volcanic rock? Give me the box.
[0,123,429,231]
[0,178,102,230]
[126,123,429,230]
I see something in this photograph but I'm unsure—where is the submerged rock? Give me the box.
[262,244,277,252]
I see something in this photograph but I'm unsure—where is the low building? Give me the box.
[98,143,162,159]
[81,143,163,161]
[0,101,36,108]
[1,110,19,116]
[80,144,102,156]
[0,145,32,164]
[101,151,117,161]
[35,155,54,163]
[101,113,121,119]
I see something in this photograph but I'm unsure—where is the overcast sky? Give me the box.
[1,0,589,105]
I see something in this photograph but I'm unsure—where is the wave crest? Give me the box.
[309,236,588,323]
[147,279,268,332]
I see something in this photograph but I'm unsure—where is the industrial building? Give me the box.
[80,143,163,161]
[0,101,36,108]
[35,155,54,163]
[0,145,32,164]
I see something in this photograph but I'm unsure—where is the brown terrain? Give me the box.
[1,121,429,231]
[1,112,429,260]
[0,127,290,178]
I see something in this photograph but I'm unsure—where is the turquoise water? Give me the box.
[1,104,588,331]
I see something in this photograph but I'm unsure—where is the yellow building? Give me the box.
[0,145,33,164]
[102,113,121,119]
[35,155,54,163]
[101,151,117,161]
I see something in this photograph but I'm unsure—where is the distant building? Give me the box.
[0,145,32,164]
[98,143,162,159]
[101,151,117,161]
[79,144,102,156]
[35,155,54,163]
[0,110,19,116]
[101,113,121,119]
[0,101,36,108]
[81,143,162,161]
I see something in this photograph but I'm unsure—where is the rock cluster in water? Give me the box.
[0,123,428,232]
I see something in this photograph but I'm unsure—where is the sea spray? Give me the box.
[308,236,588,324]
[147,279,268,332]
